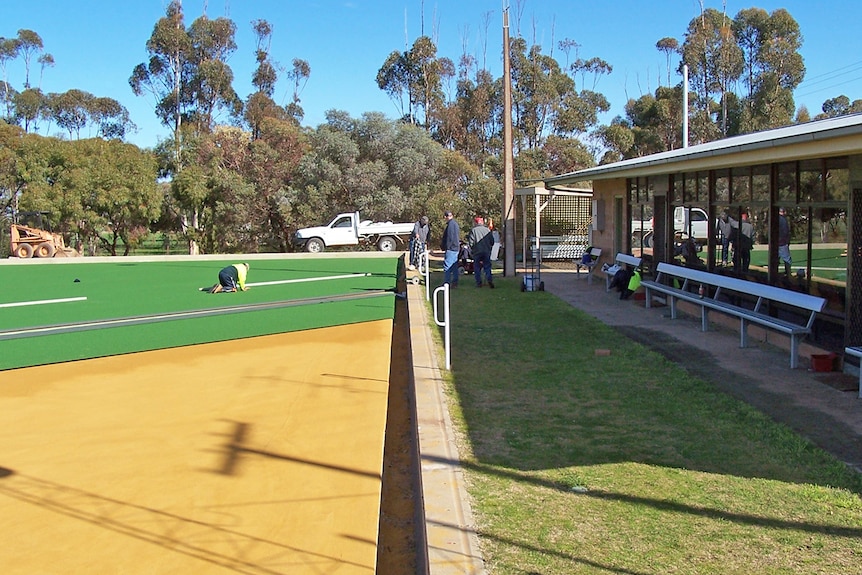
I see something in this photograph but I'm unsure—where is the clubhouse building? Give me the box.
[545,113,862,365]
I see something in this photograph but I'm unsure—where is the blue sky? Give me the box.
[5,0,862,149]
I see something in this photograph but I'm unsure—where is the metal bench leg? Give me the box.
[739,318,748,348]
[701,307,709,332]
[669,297,677,319]
[789,336,799,369]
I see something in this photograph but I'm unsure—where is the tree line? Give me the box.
[1,2,859,255]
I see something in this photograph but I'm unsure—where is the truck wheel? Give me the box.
[305,238,324,253]
[14,243,34,258]
[642,231,654,248]
[35,242,56,258]
[377,236,397,252]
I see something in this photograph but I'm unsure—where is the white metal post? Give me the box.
[433,284,451,370]
[419,249,430,301]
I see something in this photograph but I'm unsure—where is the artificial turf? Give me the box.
[0,255,401,371]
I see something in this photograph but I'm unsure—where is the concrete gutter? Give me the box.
[408,281,486,575]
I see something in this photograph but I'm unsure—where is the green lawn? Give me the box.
[437,273,862,574]
[0,256,400,370]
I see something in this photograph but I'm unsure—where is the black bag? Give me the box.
[609,268,632,292]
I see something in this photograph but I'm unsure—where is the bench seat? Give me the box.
[643,262,826,369]
[574,247,602,283]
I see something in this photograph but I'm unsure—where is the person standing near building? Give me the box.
[409,215,429,270]
[467,216,495,288]
[716,210,733,266]
[440,211,460,287]
[738,212,754,272]
[778,207,792,277]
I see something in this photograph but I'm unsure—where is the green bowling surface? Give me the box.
[0,255,401,371]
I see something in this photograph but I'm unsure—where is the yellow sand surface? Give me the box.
[0,319,393,574]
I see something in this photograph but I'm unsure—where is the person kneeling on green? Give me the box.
[210,263,250,293]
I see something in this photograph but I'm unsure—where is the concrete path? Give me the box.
[409,281,486,575]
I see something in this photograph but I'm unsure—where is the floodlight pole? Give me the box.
[683,64,689,148]
[502,6,516,277]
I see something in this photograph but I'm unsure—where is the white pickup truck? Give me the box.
[633,206,710,247]
[293,211,415,253]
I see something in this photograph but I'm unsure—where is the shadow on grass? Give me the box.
[431,272,862,495]
[423,453,862,539]
[427,515,652,575]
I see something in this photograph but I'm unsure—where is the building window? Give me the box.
[731,167,751,203]
[715,169,729,202]
[777,162,797,203]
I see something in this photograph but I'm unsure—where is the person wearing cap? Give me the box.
[440,211,460,287]
[209,263,250,293]
[467,216,495,288]
[716,210,733,266]
[409,215,430,270]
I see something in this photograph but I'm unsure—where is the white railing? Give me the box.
[433,283,451,370]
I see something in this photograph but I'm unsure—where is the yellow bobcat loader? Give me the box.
[10,212,80,258]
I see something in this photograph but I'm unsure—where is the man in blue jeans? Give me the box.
[467,216,495,288]
[440,211,460,287]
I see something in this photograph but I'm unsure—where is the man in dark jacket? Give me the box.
[440,211,460,287]
[467,216,495,288]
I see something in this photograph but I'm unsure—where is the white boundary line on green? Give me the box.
[200,272,374,291]
[247,272,372,288]
[0,296,87,309]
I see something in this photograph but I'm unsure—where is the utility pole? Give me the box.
[502,5,516,277]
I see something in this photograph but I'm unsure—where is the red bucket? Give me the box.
[810,353,836,372]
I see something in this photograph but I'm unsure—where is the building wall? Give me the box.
[588,179,627,269]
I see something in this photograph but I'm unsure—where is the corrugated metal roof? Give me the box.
[546,113,862,185]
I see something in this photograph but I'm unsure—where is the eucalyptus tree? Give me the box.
[680,7,743,139]
[377,36,454,129]
[595,117,635,164]
[509,37,574,151]
[69,139,160,255]
[443,61,500,170]
[47,89,90,139]
[185,14,242,133]
[816,95,862,119]
[241,117,307,252]
[0,121,25,213]
[130,0,242,254]
[13,88,47,132]
[245,18,287,139]
[129,0,191,158]
[285,58,311,123]
[45,90,132,140]
[735,8,804,131]
[656,37,679,86]
[15,29,46,89]
[0,37,20,119]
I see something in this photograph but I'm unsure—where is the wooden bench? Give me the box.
[598,253,643,292]
[642,262,826,368]
[843,346,862,398]
[574,247,602,283]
